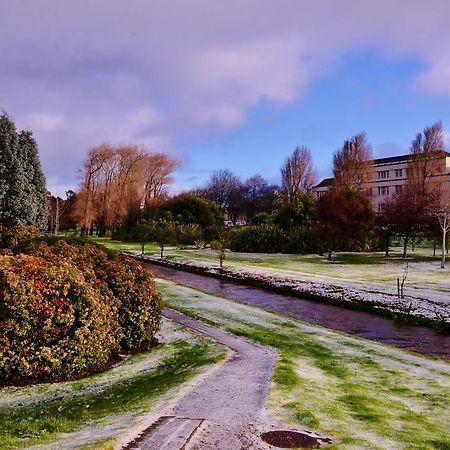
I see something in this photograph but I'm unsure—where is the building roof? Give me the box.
[314,151,450,188]
[314,177,334,188]
[374,150,450,165]
[373,154,411,165]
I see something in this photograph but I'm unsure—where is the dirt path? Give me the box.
[122,308,279,449]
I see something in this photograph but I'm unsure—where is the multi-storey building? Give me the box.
[313,152,450,211]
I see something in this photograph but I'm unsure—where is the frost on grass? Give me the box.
[159,280,450,450]
[136,253,450,324]
[0,320,226,449]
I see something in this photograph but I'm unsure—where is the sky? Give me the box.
[1,0,450,196]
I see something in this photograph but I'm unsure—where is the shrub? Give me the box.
[229,225,317,254]
[0,254,120,383]
[0,224,39,249]
[1,239,163,384]
[176,223,202,245]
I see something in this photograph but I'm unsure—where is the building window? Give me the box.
[377,170,390,179]
[395,185,402,193]
[395,169,403,177]
[378,186,390,196]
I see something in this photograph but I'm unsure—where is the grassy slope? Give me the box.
[158,279,450,450]
[93,237,450,304]
[0,320,226,449]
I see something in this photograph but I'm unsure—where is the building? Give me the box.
[313,152,450,211]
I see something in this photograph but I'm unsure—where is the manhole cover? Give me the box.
[261,430,322,448]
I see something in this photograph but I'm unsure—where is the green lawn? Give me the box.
[0,320,226,449]
[158,279,450,450]
[93,237,450,304]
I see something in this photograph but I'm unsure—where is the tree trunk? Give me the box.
[54,198,60,235]
[433,240,437,256]
[442,229,446,269]
[327,249,332,261]
[384,233,390,257]
[402,234,409,259]
[160,244,164,258]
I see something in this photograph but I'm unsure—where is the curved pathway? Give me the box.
[123,308,279,449]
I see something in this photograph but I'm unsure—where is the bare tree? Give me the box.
[434,199,450,269]
[332,132,373,191]
[409,121,445,198]
[281,145,315,202]
[142,153,179,211]
[74,144,179,235]
[200,169,242,213]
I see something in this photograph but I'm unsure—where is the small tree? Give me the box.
[434,205,450,269]
[134,221,155,254]
[211,232,230,268]
[154,220,177,258]
[316,187,374,260]
[380,183,435,258]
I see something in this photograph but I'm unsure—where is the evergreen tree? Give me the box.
[0,112,48,230]
[19,130,48,229]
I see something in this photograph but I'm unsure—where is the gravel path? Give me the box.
[123,308,280,449]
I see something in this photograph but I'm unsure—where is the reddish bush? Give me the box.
[0,240,163,384]
[0,254,120,382]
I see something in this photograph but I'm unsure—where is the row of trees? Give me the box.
[73,144,179,236]
[50,118,449,265]
[0,113,47,231]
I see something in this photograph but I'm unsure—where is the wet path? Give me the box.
[123,308,278,449]
[141,262,450,359]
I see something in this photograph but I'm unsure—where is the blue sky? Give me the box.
[176,50,450,190]
[1,1,450,195]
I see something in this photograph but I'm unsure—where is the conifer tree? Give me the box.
[0,112,48,230]
[19,130,48,229]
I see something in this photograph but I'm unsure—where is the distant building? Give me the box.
[313,152,450,211]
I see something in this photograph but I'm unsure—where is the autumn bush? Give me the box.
[0,224,39,249]
[0,238,162,384]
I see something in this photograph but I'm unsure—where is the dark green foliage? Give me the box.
[274,194,315,229]
[176,223,202,245]
[229,225,317,253]
[154,219,177,257]
[251,212,272,225]
[0,113,48,230]
[158,194,224,228]
[18,130,48,229]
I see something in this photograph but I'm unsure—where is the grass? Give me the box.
[92,237,450,304]
[0,320,226,449]
[158,279,450,450]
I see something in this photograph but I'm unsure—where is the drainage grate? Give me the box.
[261,430,328,448]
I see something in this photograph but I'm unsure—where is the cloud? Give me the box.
[29,113,66,132]
[1,0,450,192]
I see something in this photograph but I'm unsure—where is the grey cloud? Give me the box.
[1,0,450,193]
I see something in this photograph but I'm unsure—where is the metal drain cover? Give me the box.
[261,430,324,448]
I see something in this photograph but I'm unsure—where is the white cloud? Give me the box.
[29,113,66,132]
